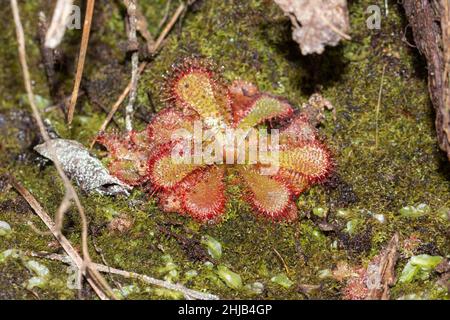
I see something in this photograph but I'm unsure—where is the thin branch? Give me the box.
[26,221,52,236]
[45,0,74,49]
[38,12,61,101]
[157,0,172,31]
[124,0,139,132]
[442,0,450,148]
[375,65,386,149]
[151,3,186,53]
[67,0,96,124]
[99,264,219,300]
[124,0,156,54]
[273,248,291,276]
[28,251,220,300]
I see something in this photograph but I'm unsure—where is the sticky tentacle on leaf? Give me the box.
[147,142,205,190]
[278,142,333,183]
[236,94,294,129]
[238,166,295,220]
[279,113,318,145]
[273,168,310,196]
[146,107,198,147]
[166,59,231,124]
[229,80,260,125]
[97,131,150,185]
[181,165,227,222]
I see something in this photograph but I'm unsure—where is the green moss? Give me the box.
[0,0,449,299]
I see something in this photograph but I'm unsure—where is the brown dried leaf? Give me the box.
[274,0,351,55]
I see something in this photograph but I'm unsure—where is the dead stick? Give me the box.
[125,0,139,132]
[157,0,172,31]
[151,3,185,53]
[67,0,95,124]
[442,0,450,146]
[29,251,220,300]
[96,264,219,300]
[38,12,59,100]
[273,248,291,275]
[375,65,386,149]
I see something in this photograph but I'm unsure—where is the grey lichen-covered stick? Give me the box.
[34,139,132,196]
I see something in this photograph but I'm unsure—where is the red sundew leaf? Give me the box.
[166,58,231,123]
[236,94,294,129]
[97,131,150,185]
[97,131,132,158]
[278,142,333,183]
[181,166,227,222]
[238,167,294,220]
[273,168,310,196]
[108,158,146,186]
[147,142,204,190]
[129,129,151,148]
[146,108,197,147]
[280,113,318,145]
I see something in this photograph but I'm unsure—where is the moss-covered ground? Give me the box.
[0,0,448,299]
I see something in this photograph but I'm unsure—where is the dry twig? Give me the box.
[124,0,156,53]
[124,0,139,132]
[45,0,74,49]
[67,0,96,124]
[28,251,219,300]
[152,3,186,53]
[89,62,147,148]
[38,12,61,101]
[273,248,291,275]
[442,0,450,152]
[157,0,172,31]
[403,0,450,160]
[375,65,386,149]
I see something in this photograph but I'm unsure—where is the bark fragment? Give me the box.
[403,0,450,160]
[366,233,399,300]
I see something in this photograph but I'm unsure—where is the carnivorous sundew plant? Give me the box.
[98,58,333,223]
